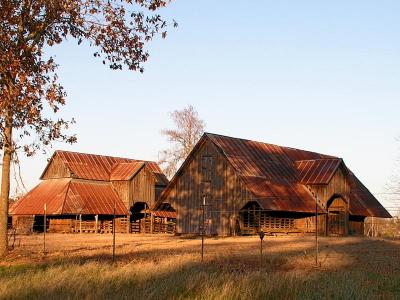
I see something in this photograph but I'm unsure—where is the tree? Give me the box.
[0,0,176,256]
[159,105,205,179]
[387,137,400,216]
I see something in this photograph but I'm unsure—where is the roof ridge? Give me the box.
[205,132,339,159]
[295,158,341,163]
[55,149,158,164]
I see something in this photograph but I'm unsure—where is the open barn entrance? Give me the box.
[327,196,348,236]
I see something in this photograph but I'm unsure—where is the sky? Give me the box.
[13,0,400,212]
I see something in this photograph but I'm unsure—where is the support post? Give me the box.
[315,194,319,267]
[150,213,154,234]
[258,231,265,269]
[95,215,98,234]
[112,200,116,263]
[201,195,206,262]
[126,214,130,234]
[79,214,82,234]
[43,204,47,255]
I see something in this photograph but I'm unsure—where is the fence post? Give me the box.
[201,195,206,262]
[258,231,265,269]
[112,200,116,263]
[315,195,319,267]
[43,203,47,255]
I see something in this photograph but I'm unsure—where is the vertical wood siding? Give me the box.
[111,167,157,211]
[295,168,354,235]
[308,168,350,205]
[165,139,253,235]
[41,156,70,179]
[130,167,156,208]
[111,181,130,209]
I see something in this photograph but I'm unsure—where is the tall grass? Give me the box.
[0,235,399,299]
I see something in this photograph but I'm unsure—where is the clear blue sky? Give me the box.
[16,0,400,211]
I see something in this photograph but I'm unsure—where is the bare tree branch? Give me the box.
[159,105,205,179]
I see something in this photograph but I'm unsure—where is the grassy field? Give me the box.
[0,234,399,299]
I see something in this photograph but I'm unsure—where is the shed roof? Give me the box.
[41,150,168,185]
[10,179,128,216]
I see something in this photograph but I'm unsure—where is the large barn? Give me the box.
[10,150,171,233]
[155,133,391,236]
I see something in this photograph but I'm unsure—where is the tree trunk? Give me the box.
[0,113,12,257]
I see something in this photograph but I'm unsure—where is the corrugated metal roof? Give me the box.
[207,134,323,214]
[158,133,390,218]
[206,133,390,218]
[347,172,391,218]
[40,150,168,185]
[146,162,169,186]
[10,179,128,215]
[10,179,70,215]
[152,210,177,218]
[110,162,145,181]
[296,159,342,185]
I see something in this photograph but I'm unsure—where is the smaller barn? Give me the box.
[154,133,391,236]
[10,150,172,234]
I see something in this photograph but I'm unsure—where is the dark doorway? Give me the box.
[327,197,347,236]
[130,202,148,222]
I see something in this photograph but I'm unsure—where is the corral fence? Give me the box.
[9,215,176,235]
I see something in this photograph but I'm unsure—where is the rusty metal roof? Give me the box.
[10,179,128,216]
[158,133,390,217]
[347,172,391,218]
[110,162,145,181]
[152,210,177,218]
[206,133,390,217]
[207,133,323,214]
[40,150,168,185]
[296,159,342,185]
[145,162,169,186]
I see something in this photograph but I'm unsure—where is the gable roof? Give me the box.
[110,162,145,181]
[158,133,391,218]
[9,179,128,215]
[41,150,168,185]
[295,159,343,185]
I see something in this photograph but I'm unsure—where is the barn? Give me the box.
[154,133,391,236]
[9,150,172,233]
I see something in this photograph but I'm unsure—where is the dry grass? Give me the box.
[1,234,400,299]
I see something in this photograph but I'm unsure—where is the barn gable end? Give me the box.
[158,136,253,235]
[41,153,71,180]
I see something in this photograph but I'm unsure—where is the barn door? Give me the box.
[327,197,347,236]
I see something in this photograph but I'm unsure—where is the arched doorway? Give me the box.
[327,196,348,236]
[130,202,148,222]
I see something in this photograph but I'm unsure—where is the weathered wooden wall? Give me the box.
[41,156,70,179]
[130,167,156,208]
[164,139,253,235]
[111,181,130,209]
[307,167,350,205]
[111,168,157,211]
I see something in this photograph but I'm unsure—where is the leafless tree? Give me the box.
[385,136,400,217]
[159,105,205,179]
